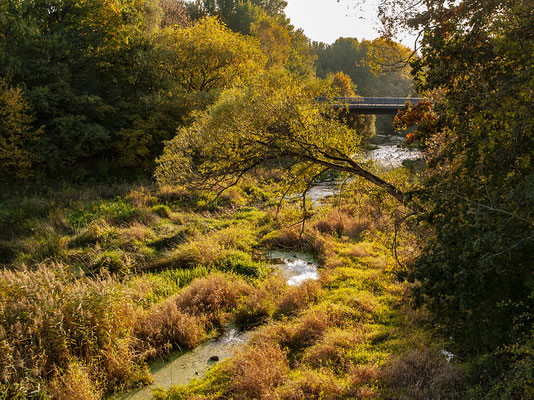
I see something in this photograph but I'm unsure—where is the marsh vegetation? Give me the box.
[1,0,532,399]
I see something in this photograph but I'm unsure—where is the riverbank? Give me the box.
[151,208,463,399]
[0,143,440,399]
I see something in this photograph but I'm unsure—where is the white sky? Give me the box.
[285,0,417,47]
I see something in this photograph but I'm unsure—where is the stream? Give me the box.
[366,134,422,169]
[118,135,421,399]
[306,134,423,204]
[118,252,319,400]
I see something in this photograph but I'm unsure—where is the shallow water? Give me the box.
[306,181,338,205]
[118,253,319,399]
[118,326,251,400]
[306,135,423,204]
[268,251,319,286]
[367,134,422,168]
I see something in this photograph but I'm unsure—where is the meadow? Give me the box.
[0,173,467,399]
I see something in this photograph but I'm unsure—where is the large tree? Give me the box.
[155,70,405,204]
[384,0,533,361]
[0,0,150,175]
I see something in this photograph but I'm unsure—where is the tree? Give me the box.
[151,17,265,93]
[0,0,150,174]
[383,0,534,358]
[155,70,405,204]
[160,0,191,28]
[329,72,376,141]
[0,80,42,179]
[251,15,291,69]
[313,37,413,134]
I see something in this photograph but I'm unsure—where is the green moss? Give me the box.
[93,250,129,274]
[215,251,266,279]
[152,204,172,218]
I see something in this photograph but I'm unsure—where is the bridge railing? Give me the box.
[332,97,424,106]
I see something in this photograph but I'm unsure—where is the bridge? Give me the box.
[322,97,424,115]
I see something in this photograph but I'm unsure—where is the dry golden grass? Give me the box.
[174,273,251,328]
[384,349,465,399]
[313,207,372,241]
[0,265,136,397]
[119,222,155,244]
[323,256,345,269]
[347,291,380,315]
[348,364,380,386]
[126,187,158,208]
[303,327,364,370]
[161,238,221,269]
[343,242,375,259]
[218,186,246,206]
[156,185,189,203]
[355,386,377,398]
[229,342,289,399]
[275,368,344,400]
[275,280,320,317]
[134,300,206,360]
[48,361,100,400]
[234,275,285,326]
[210,225,256,250]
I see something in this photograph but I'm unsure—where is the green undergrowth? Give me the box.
[154,203,467,399]
[0,177,467,399]
[0,179,288,398]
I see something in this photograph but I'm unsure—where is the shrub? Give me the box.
[229,343,289,399]
[384,349,465,399]
[48,361,100,400]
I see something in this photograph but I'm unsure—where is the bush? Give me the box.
[216,251,265,278]
[0,266,136,397]
[229,343,289,399]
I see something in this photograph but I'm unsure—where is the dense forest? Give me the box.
[0,0,532,399]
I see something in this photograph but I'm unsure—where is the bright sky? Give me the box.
[285,0,417,47]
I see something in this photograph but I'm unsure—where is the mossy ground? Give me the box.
[0,177,465,399]
[154,213,464,399]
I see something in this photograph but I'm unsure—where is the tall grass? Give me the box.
[0,265,135,397]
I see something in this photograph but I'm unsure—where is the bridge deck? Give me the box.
[325,97,424,115]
